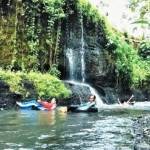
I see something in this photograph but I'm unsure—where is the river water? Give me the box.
[0,107,150,150]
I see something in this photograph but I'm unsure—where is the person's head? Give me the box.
[89,95,96,102]
[51,98,56,104]
[37,99,41,103]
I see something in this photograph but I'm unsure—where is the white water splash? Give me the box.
[66,48,74,80]
[80,14,85,82]
[65,80,103,108]
[89,86,104,107]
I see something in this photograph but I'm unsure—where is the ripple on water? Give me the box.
[68,124,81,127]
[35,142,60,149]
[4,142,23,149]
[1,110,150,150]
[81,128,96,132]
[38,134,53,140]
[67,131,88,136]
[17,148,34,150]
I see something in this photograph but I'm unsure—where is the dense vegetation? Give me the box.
[0,0,65,71]
[0,0,149,98]
[0,0,71,99]
[0,68,71,99]
[78,0,150,88]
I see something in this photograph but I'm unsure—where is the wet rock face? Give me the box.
[0,80,37,109]
[84,22,116,87]
[58,82,92,106]
[59,12,149,104]
[0,80,21,109]
[23,80,38,99]
[60,13,116,87]
[58,10,118,104]
[0,81,9,92]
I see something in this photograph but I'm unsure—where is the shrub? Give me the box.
[27,71,71,98]
[0,69,71,99]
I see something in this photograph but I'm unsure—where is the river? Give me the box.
[0,107,150,150]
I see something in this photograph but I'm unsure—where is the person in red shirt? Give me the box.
[37,98,56,111]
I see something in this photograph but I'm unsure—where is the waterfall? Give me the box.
[66,48,74,80]
[65,12,103,108]
[80,14,85,82]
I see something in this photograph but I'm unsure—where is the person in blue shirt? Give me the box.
[77,95,96,111]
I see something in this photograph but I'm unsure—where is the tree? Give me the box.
[129,0,150,38]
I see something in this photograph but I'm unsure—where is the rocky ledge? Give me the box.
[0,80,22,110]
[0,80,37,110]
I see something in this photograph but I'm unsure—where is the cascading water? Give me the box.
[66,48,74,80]
[65,11,103,108]
[65,80,103,108]
[80,14,85,82]
[89,85,104,106]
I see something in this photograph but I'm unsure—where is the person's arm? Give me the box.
[127,95,134,104]
[118,98,121,104]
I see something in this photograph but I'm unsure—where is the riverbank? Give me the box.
[0,77,150,110]
[0,70,149,110]
[0,69,71,109]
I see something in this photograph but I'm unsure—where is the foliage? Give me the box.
[77,0,105,24]
[138,39,150,59]
[129,0,150,38]
[0,69,71,99]
[23,0,65,71]
[129,0,150,23]
[77,0,150,88]
[48,64,61,77]
[108,33,150,87]
[0,0,65,71]
[0,0,149,89]
[0,69,25,95]
[27,71,71,98]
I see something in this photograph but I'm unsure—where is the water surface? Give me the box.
[0,107,150,150]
